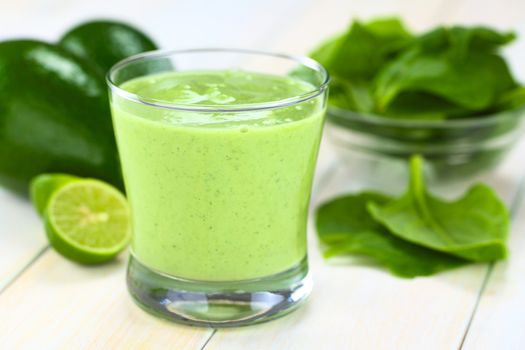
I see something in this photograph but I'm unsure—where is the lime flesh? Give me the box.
[44,179,130,264]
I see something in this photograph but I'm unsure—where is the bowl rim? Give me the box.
[328,104,525,129]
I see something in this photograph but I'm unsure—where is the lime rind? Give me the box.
[30,173,79,216]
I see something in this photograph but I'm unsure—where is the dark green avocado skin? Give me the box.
[0,40,123,195]
[58,20,158,74]
[0,21,159,196]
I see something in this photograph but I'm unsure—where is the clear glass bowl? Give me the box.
[326,105,525,189]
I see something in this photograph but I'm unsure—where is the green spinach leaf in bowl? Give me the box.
[312,18,525,181]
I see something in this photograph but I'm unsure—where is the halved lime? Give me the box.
[30,173,79,216]
[44,179,130,264]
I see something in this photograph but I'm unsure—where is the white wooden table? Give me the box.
[2,0,525,348]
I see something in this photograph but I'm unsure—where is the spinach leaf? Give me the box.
[415,26,515,55]
[368,155,509,261]
[380,91,473,120]
[496,86,525,111]
[328,78,374,113]
[316,192,468,277]
[414,26,516,56]
[317,192,390,243]
[310,34,342,68]
[310,18,412,113]
[374,26,517,113]
[327,18,412,81]
[311,19,522,120]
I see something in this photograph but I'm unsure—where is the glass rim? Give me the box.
[328,104,525,129]
[106,48,330,112]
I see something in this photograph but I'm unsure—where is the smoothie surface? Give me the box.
[120,70,317,127]
[122,70,314,105]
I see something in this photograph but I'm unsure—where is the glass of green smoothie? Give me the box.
[107,49,329,327]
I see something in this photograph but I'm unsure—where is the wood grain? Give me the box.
[1,0,525,349]
[0,251,213,350]
[458,151,525,349]
[0,189,47,290]
[461,190,525,350]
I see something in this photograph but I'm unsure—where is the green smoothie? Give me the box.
[111,70,325,281]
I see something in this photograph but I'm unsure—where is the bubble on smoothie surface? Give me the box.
[120,70,317,127]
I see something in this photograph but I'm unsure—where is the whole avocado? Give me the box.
[0,21,158,195]
[59,20,157,74]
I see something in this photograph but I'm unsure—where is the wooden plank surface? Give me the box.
[435,1,525,348]
[0,190,46,290]
[2,0,525,349]
[461,188,525,350]
[0,251,213,349]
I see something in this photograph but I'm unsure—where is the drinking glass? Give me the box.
[107,49,329,326]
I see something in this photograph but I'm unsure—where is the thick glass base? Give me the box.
[126,255,311,327]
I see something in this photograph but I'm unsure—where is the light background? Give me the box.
[2,0,525,79]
